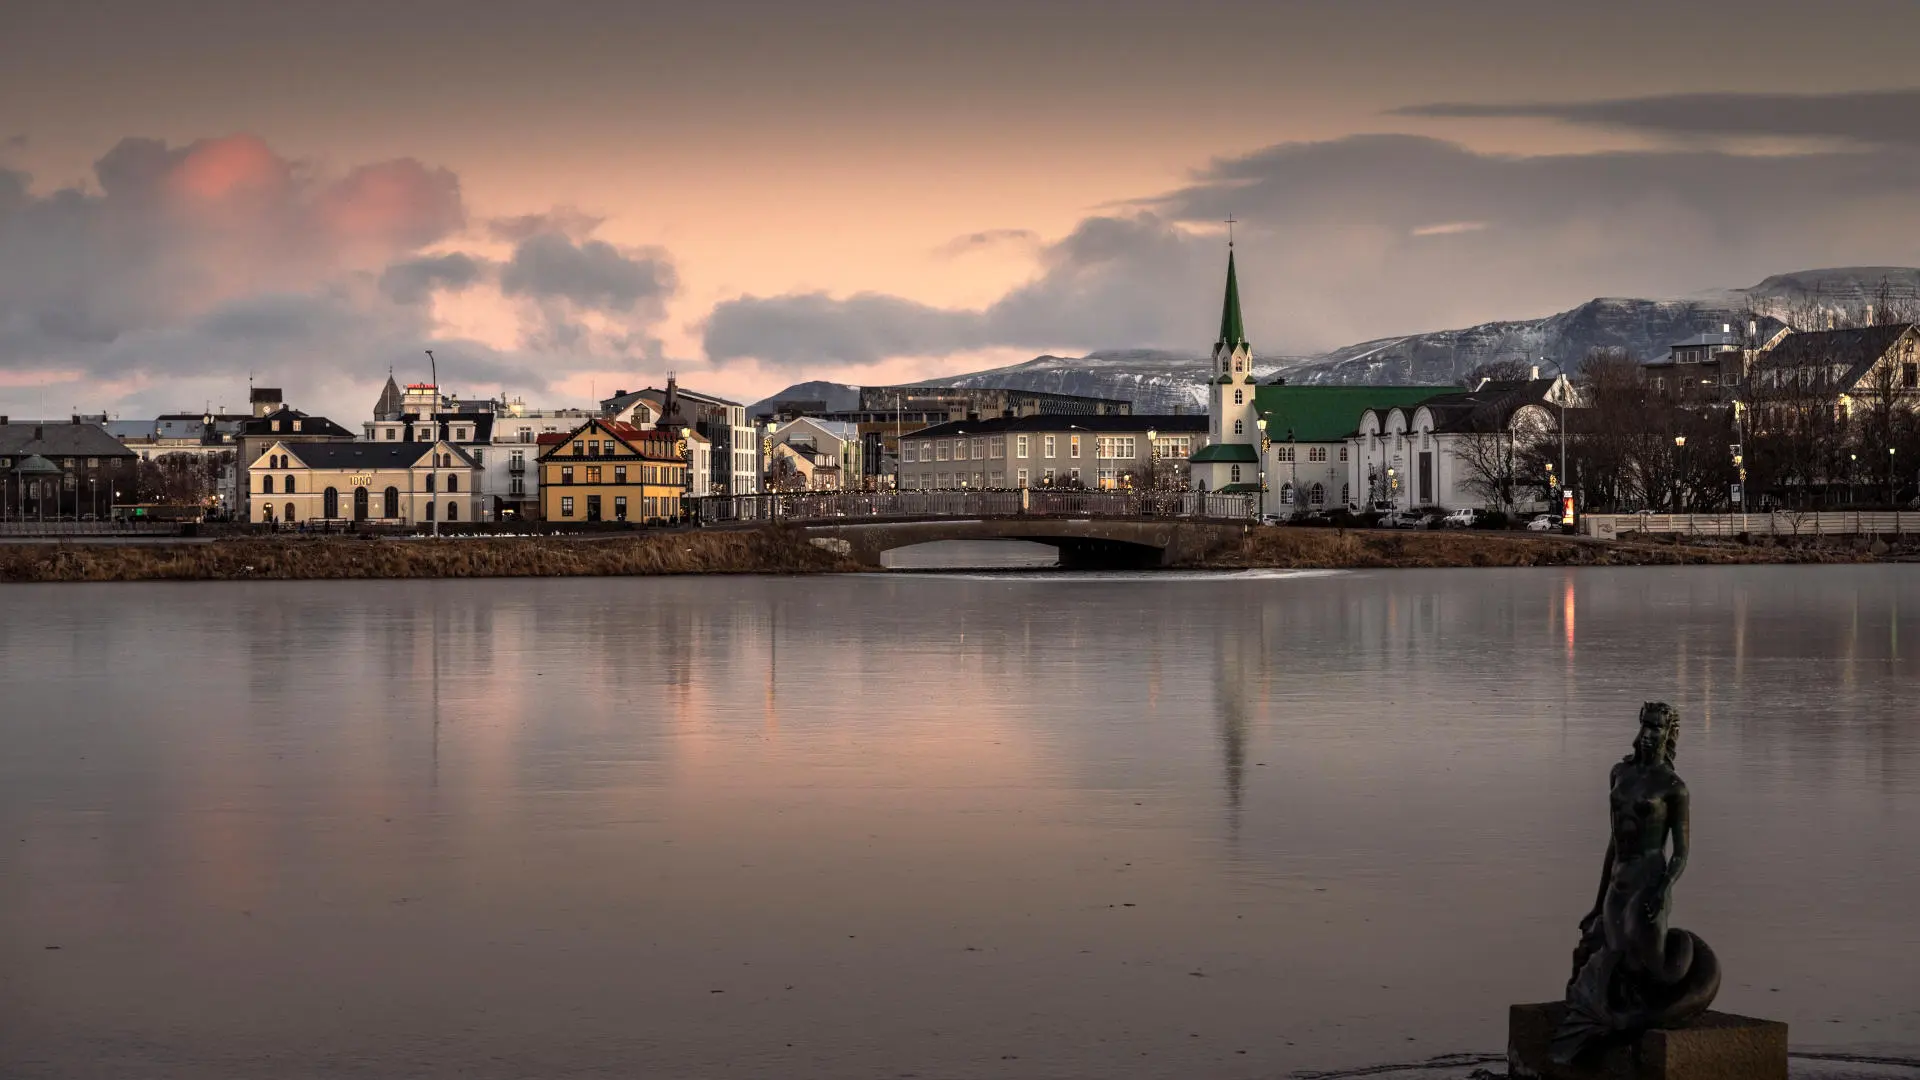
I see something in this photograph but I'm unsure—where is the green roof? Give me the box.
[1189,442,1259,463]
[1251,385,1456,444]
[1218,249,1247,347]
[1216,482,1262,493]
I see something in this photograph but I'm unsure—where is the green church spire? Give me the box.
[1218,248,1247,347]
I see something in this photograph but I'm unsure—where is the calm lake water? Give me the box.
[3,566,1918,1078]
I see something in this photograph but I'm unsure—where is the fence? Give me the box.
[689,489,1255,526]
[1582,511,1920,539]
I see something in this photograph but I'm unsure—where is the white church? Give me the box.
[1186,244,1575,517]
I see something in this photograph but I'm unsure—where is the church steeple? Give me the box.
[1218,248,1247,348]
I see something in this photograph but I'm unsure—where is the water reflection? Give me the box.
[1,567,1916,1079]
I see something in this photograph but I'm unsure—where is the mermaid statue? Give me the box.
[1552,703,1722,1063]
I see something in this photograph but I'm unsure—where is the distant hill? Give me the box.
[746,267,1920,411]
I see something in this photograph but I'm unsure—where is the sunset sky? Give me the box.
[6,0,1920,421]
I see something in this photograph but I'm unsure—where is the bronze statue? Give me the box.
[1552,703,1722,1063]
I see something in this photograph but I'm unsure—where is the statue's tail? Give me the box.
[1550,950,1616,1064]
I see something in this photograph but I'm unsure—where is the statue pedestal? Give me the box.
[1508,1003,1787,1080]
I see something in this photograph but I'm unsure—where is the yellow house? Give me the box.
[248,439,479,524]
[537,418,687,523]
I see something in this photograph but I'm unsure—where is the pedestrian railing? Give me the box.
[0,521,184,537]
[1581,511,1920,539]
[689,489,1255,526]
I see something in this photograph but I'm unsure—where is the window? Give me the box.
[614,496,628,520]
[952,440,966,461]
[284,502,294,522]
[561,466,574,485]
[573,441,585,456]
[1234,357,1243,373]
[385,428,397,440]
[424,474,436,494]
[1342,483,1350,505]
[1068,469,1080,484]
[456,427,469,441]
[585,466,602,483]
[1043,468,1056,485]
[447,474,459,493]
[384,487,399,517]
[1905,362,1918,389]
[990,471,1004,487]
[1016,435,1029,458]
[1308,446,1328,462]
[902,443,915,463]
[262,475,275,494]
[615,465,627,484]
[1233,389,1243,404]
[561,496,575,517]
[87,457,98,468]
[1233,420,1244,435]
[936,442,949,461]
[1069,435,1081,458]
[425,501,435,522]
[446,501,459,521]
[971,437,985,459]
[285,475,296,493]
[1339,446,1349,462]
[1230,464,1242,484]
[1281,483,1294,505]
[1311,483,1326,505]
[1017,469,1029,487]
[1044,435,1056,458]
[989,438,1004,459]
[470,450,482,467]
[292,420,302,432]
[920,441,932,461]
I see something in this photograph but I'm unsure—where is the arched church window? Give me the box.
[1230,465,1241,484]
[1234,389,1243,404]
[1341,483,1351,505]
[1311,483,1326,505]
[1281,483,1294,505]
[1234,357,1243,373]
[1233,419,1244,435]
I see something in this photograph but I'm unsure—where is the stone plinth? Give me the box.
[1508,1003,1787,1080]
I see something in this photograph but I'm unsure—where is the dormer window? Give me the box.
[293,420,302,432]
[273,420,282,432]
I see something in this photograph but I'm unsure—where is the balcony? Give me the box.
[508,459,527,473]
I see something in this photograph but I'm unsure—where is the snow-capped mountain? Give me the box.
[747,267,1920,413]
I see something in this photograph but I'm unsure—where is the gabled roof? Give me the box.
[0,421,140,458]
[239,406,355,438]
[1751,323,1916,386]
[534,417,684,460]
[266,440,476,471]
[1406,378,1564,434]
[1255,385,1456,442]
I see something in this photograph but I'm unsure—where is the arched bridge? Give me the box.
[689,490,1256,569]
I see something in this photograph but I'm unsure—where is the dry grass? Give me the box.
[1198,527,1888,570]
[0,528,859,583]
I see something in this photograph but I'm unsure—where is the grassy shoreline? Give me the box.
[0,526,1905,583]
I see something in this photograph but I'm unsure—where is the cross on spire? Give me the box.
[1225,215,1237,248]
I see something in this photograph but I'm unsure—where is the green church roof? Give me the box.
[1189,442,1260,463]
[1218,249,1247,347]
[1251,385,1457,444]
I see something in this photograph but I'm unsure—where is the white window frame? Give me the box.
[1069,435,1081,459]
[1017,468,1029,487]
[1044,435,1056,459]
[1016,435,1029,459]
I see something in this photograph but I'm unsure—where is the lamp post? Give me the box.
[1673,434,1686,511]
[1891,447,1899,506]
[1255,417,1269,515]
[1146,427,1158,502]
[681,427,694,519]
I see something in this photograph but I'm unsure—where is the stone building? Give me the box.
[246,439,479,525]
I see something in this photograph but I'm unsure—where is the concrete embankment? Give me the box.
[0,526,1902,583]
[0,528,859,583]
[1191,527,1899,569]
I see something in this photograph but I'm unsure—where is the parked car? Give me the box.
[1296,509,1334,525]
[1526,513,1556,532]
[1442,508,1481,528]
[1378,510,1424,529]
[1259,514,1286,526]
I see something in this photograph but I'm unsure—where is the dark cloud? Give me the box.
[1396,89,1920,147]
[378,252,486,304]
[499,233,676,315]
[703,133,1920,368]
[486,206,605,243]
[935,228,1039,257]
[0,135,678,420]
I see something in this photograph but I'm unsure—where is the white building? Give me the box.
[367,378,602,519]
[766,417,862,491]
[1351,376,1573,512]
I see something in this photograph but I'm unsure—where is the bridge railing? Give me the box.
[689,489,1255,526]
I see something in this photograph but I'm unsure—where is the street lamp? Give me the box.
[1674,434,1686,511]
[1891,447,1899,505]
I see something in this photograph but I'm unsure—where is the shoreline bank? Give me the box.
[0,526,1905,583]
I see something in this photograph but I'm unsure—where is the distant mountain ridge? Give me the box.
[746,267,1920,414]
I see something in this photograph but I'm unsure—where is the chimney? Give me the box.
[34,425,44,440]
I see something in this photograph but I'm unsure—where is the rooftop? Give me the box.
[1254,385,1456,443]
[0,421,140,459]
[905,414,1208,440]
